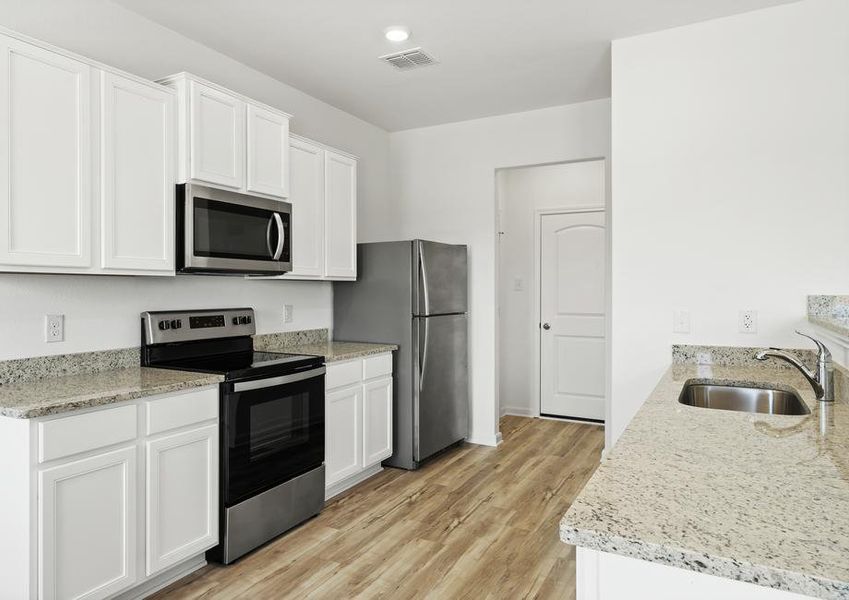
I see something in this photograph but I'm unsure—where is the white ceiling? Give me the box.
[116,0,798,131]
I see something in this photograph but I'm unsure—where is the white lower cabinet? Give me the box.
[0,385,219,599]
[325,352,393,497]
[145,424,218,576]
[325,385,362,486]
[39,447,137,600]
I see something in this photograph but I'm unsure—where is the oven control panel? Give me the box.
[142,308,256,345]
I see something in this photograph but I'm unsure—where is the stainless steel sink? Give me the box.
[678,382,811,415]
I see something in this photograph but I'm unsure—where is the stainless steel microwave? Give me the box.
[177,183,292,275]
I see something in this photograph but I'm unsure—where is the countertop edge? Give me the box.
[559,519,847,600]
[0,371,224,419]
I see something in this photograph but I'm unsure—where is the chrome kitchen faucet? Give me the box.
[755,331,834,403]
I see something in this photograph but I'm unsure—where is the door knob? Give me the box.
[542,323,551,330]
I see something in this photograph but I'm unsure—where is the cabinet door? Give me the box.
[287,137,324,278]
[363,377,393,467]
[246,103,289,198]
[101,71,174,272]
[39,447,137,600]
[324,151,357,279]
[326,385,362,486]
[188,80,244,189]
[0,36,92,268]
[146,424,218,576]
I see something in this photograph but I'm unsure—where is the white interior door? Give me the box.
[540,211,605,421]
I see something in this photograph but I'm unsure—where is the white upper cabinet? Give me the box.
[324,151,357,279]
[247,103,290,198]
[162,72,291,200]
[188,80,244,189]
[0,36,92,269]
[0,29,176,276]
[100,71,174,273]
[287,136,325,278]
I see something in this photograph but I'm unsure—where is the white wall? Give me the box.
[610,0,849,445]
[497,160,606,417]
[0,1,392,359]
[389,100,611,445]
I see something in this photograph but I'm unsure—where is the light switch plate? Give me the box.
[284,305,294,323]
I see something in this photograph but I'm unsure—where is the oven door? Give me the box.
[222,366,324,507]
[180,183,292,274]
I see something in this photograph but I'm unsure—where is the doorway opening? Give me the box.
[495,159,607,424]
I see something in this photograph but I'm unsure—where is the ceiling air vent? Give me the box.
[379,47,438,71]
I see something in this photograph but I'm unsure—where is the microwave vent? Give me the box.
[379,47,438,71]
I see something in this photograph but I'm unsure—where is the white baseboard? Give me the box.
[115,554,207,600]
[466,433,500,447]
[500,406,536,417]
[325,463,383,500]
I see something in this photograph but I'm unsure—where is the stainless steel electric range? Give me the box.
[141,308,325,564]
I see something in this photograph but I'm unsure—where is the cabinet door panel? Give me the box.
[39,447,137,600]
[101,71,174,272]
[189,80,243,189]
[146,424,218,575]
[246,103,289,198]
[326,385,362,486]
[0,37,92,268]
[363,377,392,467]
[324,151,357,279]
[287,138,324,277]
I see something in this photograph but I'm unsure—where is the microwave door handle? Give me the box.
[273,213,285,260]
[266,216,275,258]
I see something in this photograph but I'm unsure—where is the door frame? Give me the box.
[532,206,605,419]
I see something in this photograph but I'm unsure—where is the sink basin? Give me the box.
[678,381,810,415]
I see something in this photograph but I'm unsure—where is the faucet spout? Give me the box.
[754,331,833,402]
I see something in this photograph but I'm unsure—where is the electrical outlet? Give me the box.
[739,310,758,334]
[673,309,690,334]
[45,314,64,343]
[284,304,294,323]
[513,277,524,292]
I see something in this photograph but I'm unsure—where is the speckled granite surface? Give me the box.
[0,367,222,418]
[0,347,140,384]
[561,363,849,599]
[260,339,398,363]
[673,344,816,368]
[808,296,849,338]
[253,328,329,352]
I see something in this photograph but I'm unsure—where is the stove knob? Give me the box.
[238,316,248,325]
[159,320,170,331]
[174,319,182,329]
[232,317,239,325]
[245,315,252,324]
[170,319,180,329]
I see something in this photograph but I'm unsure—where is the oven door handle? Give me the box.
[232,366,325,392]
[272,213,285,261]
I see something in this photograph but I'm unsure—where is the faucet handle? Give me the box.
[795,330,832,361]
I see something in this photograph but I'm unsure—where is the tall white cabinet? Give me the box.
[0,30,175,275]
[161,72,291,200]
[324,352,393,498]
[0,386,219,600]
[264,134,357,281]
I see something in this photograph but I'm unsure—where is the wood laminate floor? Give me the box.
[151,416,604,600]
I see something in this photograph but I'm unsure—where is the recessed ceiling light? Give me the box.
[384,26,410,43]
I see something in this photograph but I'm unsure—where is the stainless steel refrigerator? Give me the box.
[333,240,469,470]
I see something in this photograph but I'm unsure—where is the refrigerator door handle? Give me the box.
[418,242,431,316]
[419,317,429,392]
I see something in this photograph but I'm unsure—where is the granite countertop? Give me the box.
[256,337,398,363]
[560,363,849,599]
[808,295,849,338]
[0,367,223,419]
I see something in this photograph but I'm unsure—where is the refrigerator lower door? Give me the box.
[413,313,469,462]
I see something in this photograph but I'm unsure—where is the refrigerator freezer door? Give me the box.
[413,240,468,316]
[413,313,469,462]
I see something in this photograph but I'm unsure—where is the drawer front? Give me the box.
[326,359,362,390]
[39,404,137,463]
[147,387,218,436]
[363,353,392,380]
